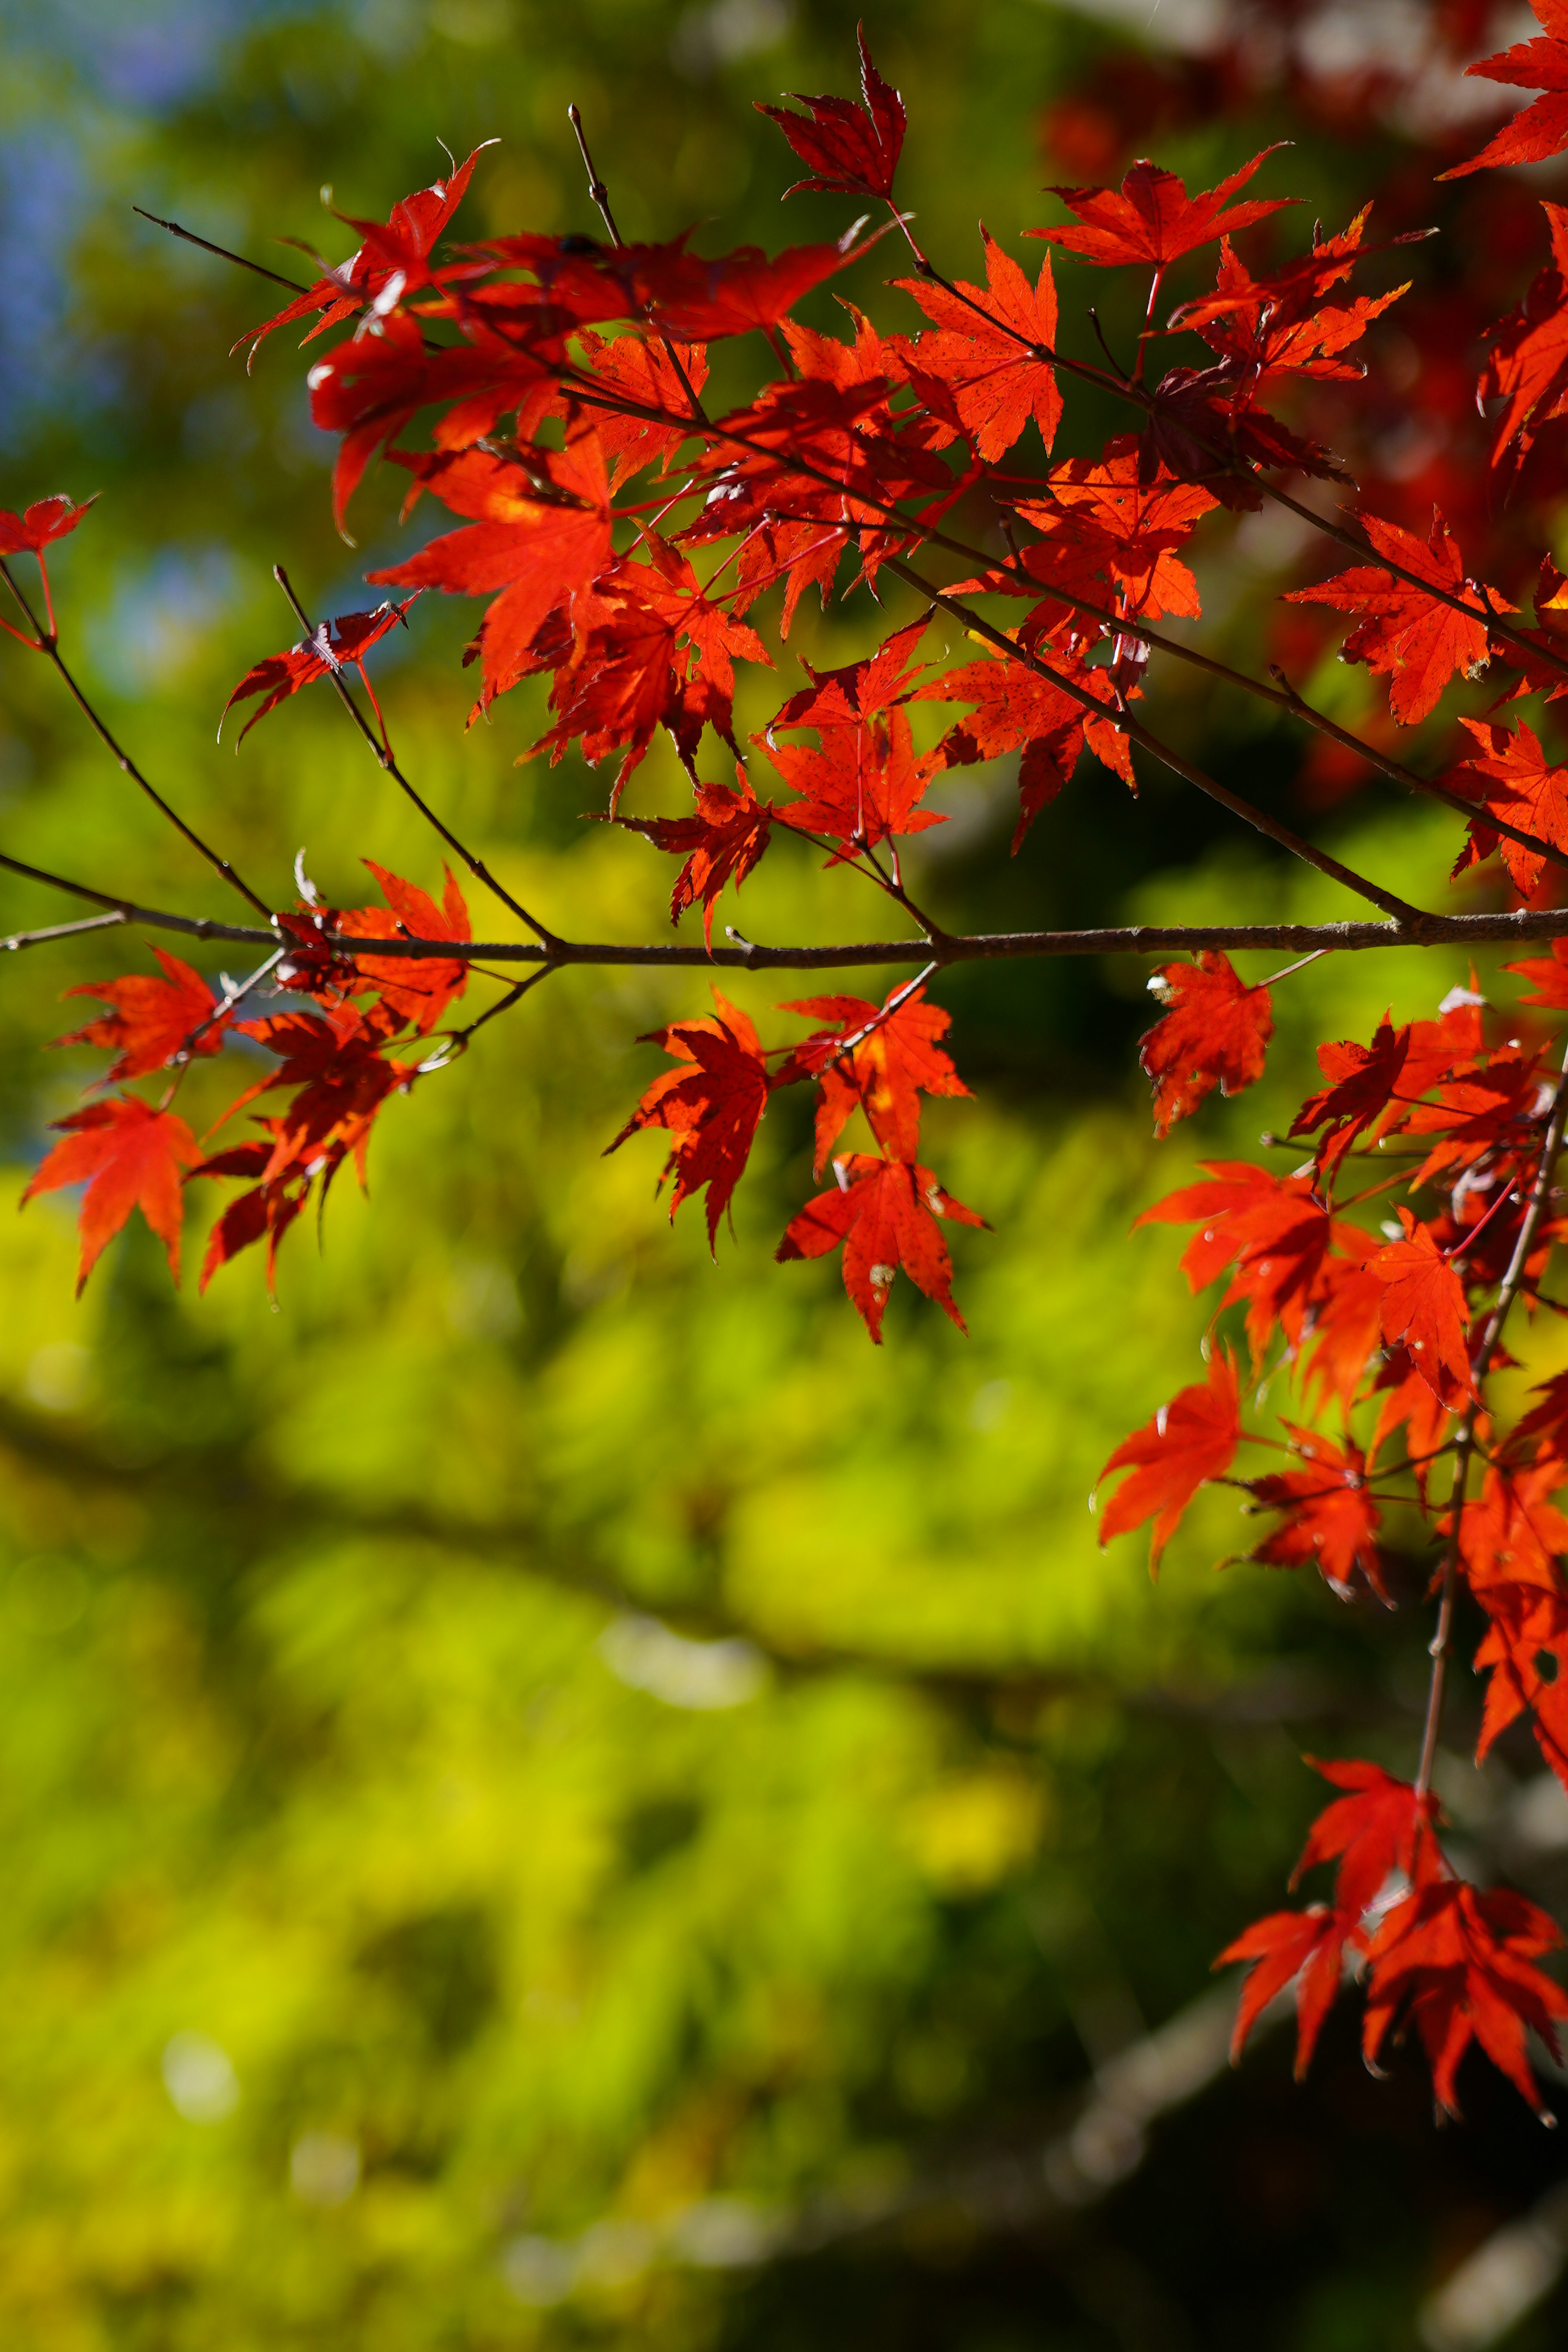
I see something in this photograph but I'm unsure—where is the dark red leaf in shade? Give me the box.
[236,144,489,356]
[1247,1430,1388,1598]
[1474,202,1568,468]
[21,1094,199,1294]
[1441,6,1568,179]
[606,993,771,1254]
[1363,1879,1568,2118]
[1290,1757,1437,1920]
[756,26,906,200]
[1284,509,1504,725]
[1369,1207,1475,1402]
[51,947,225,1082]
[775,1151,985,1344]
[1448,717,1568,897]
[640,224,888,341]
[1096,1347,1240,1572]
[774,984,970,1169]
[1216,1905,1353,2080]
[189,1129,314,1297]
[0,492,98,554]
[891,229,1062,460]
[1138,951,1272,1138]
[334,862,472,1033]
[619,770,777,949]
[1026,149,1295,271]
[219,597,419,744]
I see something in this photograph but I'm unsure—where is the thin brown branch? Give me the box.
[132,207,311,294]
[1415,1040,1568,1802]
[0,560,273,915]
[882,555,1428,927]
[270,566,559,948]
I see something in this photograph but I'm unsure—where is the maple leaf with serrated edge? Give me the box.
[530,537,771,805]
[1169,211,1417,388]
[1475,202,1568,469]
[236,144,490,355]
[607,992,771,1254]
[1441,3,1568,180]
[219,597,419,745]
[1216,1905,1354,2080]
[22,1094,200,1294]
[774,985,970,1170]
[1448,717,1568,897]
[188,1126,317,1296]
[764,705,946,854]
[51,946,225,1084]
[334,862,471,1035]
[618,770,777,949]
[891,229,1061,461]
[1027,149,1295,272]
[1473,1579,1568,1792]
[1138,951,1272,1138]
[913,642,1130,844]
[1288,1014,1410,1175]
[775,1152,985,1344]
[0,492,97,555]
[1363,1880,1568,2118]
[1291,1758,1437,1920]
[1096,1347,1240,1572]
[639,223,890,341]
[1135,1162,1339,1369]
[1507,932,1568,1008]
[574,331,710,491]
[757,24,905,200]
[369,432,612,712]
[1284,509,1505,725]
[1011,442,1218,625]
[1247,1431,1388,1597]
[1370,1207,1474,1403]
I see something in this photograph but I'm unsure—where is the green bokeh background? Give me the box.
[4,3,1568,2345]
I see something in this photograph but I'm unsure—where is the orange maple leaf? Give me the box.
[22,1094,200,1293]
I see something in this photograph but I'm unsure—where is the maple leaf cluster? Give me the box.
[17,7,1568,2122]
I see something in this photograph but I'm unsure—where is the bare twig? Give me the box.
[132,207,311,295]
[0,559,272,915]
[271,567,560,948]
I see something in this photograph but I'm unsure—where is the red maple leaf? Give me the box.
[22,1094,200,1294]
[1097,1346,1241,1571]
[0,492,98,555]
[530,536,770,802]
[236,144,490,356]
[1368,1343,1457,1488]
[1138,951,1273,1138]
[1169,209,1417,390]
[764,705,945,853]
[1507,931,1568,1008]
[334,861,471,1034]
[1475,201,1568,468]
[1288,1014,1411,1174]
[607,993,771,1253]
[914,640,1130,844]
[757,26,905,200]
[1473,1579,1568,1791]
[220,1002,410,1188]
[1369,1208,1475,1402]
[575,330,710,490]
[619,770,777,949]
[1216,1904,1353,2080]
[1441,4,1568,180]
[1448,717,1568,897]
[369,432,612,710]
[1290,1757,1436,1919]
[775,1152,985,1344]
[891,229,1062,461]
[1136,1162,1337,1368]
[1363,1879,1568,2118]
[189,1127,314,1296]
[219,597,418,745]
[775,985,970,1169]
[640,224,887,342]
[51,946,225,1083]
[1298,1239,1388,1419]
[1247,1431,1388,1597]
[1011,442,1218,625]
[1284,509,1503,725]
[1027,149,1294,272]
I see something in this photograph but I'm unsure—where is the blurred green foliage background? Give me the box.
[5,2,1568,2345]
